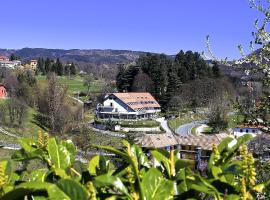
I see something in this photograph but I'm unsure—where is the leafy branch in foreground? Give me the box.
[0,131,269,199]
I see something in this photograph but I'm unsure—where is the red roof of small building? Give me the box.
[0,84,7,98]
[112,92,161,111]
[0,56,9,61]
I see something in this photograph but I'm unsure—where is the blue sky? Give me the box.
[0,0,265,59]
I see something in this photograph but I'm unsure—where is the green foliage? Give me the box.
[0,133,269,199]
[38,57,72,76]
[116,51,212,108]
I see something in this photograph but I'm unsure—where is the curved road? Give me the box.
[175,120,208,137]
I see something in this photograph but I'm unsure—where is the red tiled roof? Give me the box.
[112,92,161,111]
[0,56,9,61]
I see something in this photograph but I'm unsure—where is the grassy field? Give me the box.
[2,107,41,142]
[36,75,106,95]
[191,126,213,135]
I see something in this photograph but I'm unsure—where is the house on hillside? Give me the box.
[233,125,262,138]
[0,55,22,69]
[96,92,161,120]
[0,56,9,61]
[24,59,38,71]
[0,84,7,98]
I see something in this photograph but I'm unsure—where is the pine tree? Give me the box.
[37,58,45,75]
[45,58,51,74]
[10,53,19,61]
[70,62,76,75]
[56,58,63,76]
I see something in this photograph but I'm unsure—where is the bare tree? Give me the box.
[132,70,154,92]
[83,73,94,96]
[47,73,67,133]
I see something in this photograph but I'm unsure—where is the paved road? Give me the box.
[155,117,173,135]
[176,120,208,137]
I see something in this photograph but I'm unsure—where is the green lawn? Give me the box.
[191,125,213,135]
[191,126,198,135]
[2,107,42,142]
[36,75,106,95]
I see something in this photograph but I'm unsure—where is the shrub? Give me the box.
[0,132,269,199]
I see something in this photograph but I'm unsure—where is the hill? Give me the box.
[0,48,148,79]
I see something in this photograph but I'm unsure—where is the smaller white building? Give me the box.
[96,92,161,120]
[233,126,262,138]
[0,60,22,69]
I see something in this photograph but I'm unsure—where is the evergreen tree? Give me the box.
[56,58,63,76]
[70,62,76,75]
[10,53,19,61]
[37,58,45,75]
[51,62,58,74]
[45,58,51,74]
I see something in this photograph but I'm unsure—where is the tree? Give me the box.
[44,58,51,74]
[6,97,28,127]
[37,58,45,75]
[9,53,19,61]
[212,61,220,77]
[83,74,94,96]
[70,62,76,75]
[56,58,63,76]
[131,70,154,92]
[46,73,66,133]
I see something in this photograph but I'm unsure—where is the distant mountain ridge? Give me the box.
[0,47,260,81]
[0,48,148,65]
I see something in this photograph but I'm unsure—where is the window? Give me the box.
[252,130,255,133]
[240,129,243,133]
[110,103,113,107]
[115,108,118,112]
[246,129,249,133]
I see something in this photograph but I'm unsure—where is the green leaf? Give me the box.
[94,174,131,198]
[29,169,48,182]
[88,155,111,176]
[131,144,150,168]
[1,182,70,200]
[176,169,188,193]
[54,168,70,179]
[141,168,174,200]
[95,144,144,199]
[61,140,76,165]
[57,179,89,200]
[151,150,171,176]
[11,148,44,161]
[88,155,100,176]
[47,138,72,169]
[18,138,39,152]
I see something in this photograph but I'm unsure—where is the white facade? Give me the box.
[96,94,161,120]
[0,60,22,69]
[233,127,261,138]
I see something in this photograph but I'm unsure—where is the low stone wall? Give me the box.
[117,126,160,132]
